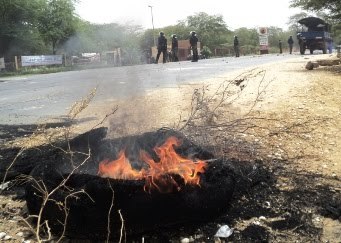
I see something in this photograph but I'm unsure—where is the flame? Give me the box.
[98,150,143,180]
[98,136,207,192]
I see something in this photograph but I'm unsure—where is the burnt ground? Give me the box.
[0,55,340,242]
[0,126,339,243]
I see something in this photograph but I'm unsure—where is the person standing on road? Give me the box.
[288,35,294,54]
[189,31,199,62]
[155,31,167,64]
[298,34,305,54]
[171,34,179,62]
[279,40,283,54]
[234,36,240,57]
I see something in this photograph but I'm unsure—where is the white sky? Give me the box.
[75,0,302,31]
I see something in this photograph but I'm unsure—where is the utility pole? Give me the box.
[148,5,156,47]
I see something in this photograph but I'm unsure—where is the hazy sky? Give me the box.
[75,0,302,30]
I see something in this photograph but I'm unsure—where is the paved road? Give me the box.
[0,54,301,124]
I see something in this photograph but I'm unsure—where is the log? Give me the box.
[305,61,319,70]
[316,59,341,66]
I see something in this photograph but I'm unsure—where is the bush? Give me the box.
[201,46,212,58]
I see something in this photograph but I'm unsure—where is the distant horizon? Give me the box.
[75,0,303,31]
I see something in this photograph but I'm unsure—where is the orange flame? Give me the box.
[98,150,143,180]
[98,136,207,192]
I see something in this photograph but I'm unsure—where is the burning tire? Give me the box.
[25,128,236,240]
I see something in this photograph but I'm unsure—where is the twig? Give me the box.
[106,179,115,243]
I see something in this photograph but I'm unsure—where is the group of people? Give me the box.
[278,36,295,54]
[156,31,307,63]
[155,31,241,64]
[155,31,199,63]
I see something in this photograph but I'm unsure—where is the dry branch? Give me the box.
[1,87,119,242]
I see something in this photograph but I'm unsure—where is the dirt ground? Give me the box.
[0,54,340,242]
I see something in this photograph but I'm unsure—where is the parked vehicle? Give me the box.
[297,17,333,54]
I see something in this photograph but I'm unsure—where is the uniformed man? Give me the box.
[155,31,167,64]
[288,35,294,54]
[279,40,283,54]
[189,31,199,62]
[234,36,240,57]
[298,35,305,54]
[171,34,179,62]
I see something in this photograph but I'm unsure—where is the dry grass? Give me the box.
[1,54,340,242]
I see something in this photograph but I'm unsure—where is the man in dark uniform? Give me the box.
[189,31,199,62]
[171,34,179,62]
[155,31,167,64]
[279,40,283,54]
[288,35,294,54]
[298,34,305,54]
[234,36,240,57]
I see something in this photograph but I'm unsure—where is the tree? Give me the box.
[290,0,341,20]
[64,20,145,64]
[38,0,77,54]
[287,12,309,31]
[331,23,341,45]
[120,23,144,65]
[234,28,259,47]
[0,0,47,57]
[267,26,285,48]
[62,19,96,55]
[138,22,191,62]
[0,0,80,57]
[181,12,231,50]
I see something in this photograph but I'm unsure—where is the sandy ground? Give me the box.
[72,53,340,179]
[69,53,341,241]
[1,53,340,242]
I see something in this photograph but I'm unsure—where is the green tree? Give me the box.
[232,28,259,55]
[159,24,191,43]
[64,21,145,64]
[169,21,194,40]
[267,26,284,48]
[234,28,259,47]
[120,24,144,65]
[331,23,341,45]
[91,23,126,51]
[287,12,309,31]
[184,12,231,50]
[63,19,96,55]
[0,0,47,57]
[38,0,77,54]
[140,23,192,49]
[290,0,341,20]
[266,27,296,53]
[139,29,155,51]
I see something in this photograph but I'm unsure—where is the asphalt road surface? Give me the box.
[0,55,301,124]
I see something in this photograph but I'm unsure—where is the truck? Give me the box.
[296,17,333,55]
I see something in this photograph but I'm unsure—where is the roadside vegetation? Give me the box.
[0,64,112,77]
[1,0,340,77]
[0,1,340,241]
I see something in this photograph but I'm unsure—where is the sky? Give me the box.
[75,0,302,31]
